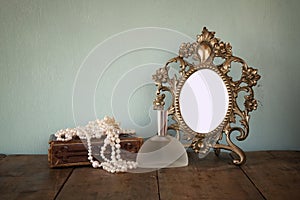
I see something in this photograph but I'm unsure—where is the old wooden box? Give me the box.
[48,134,143,168]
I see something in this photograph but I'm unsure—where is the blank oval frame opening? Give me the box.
[179,68,229,133]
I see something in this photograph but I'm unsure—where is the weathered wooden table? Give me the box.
[0,151,299,200]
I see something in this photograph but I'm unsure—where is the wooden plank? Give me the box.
[0,155,73,200]
[241,151,300,200]
[1,151,298,199]
[158,151,264,200]
[56,167,158,200]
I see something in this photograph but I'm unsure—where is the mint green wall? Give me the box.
[1,0,299,154]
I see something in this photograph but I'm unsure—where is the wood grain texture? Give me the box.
[158,151,264,200]
[56,167,158,200]
[1,151,299,200]
[241,151,300,200]
[0,155,72,200]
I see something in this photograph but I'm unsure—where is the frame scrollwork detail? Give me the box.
[152,27,261,165]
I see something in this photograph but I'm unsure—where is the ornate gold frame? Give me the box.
[152,27,261,165]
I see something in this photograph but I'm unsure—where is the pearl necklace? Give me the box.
[54,116,137,173]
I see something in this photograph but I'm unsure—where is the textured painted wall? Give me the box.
[1,0,299,154]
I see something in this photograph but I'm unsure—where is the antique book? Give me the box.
[48,134,143,168]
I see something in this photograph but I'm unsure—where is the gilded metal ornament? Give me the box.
[152,27,261,165]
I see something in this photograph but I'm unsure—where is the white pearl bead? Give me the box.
[54,117,139,174]
[92,161,99,168]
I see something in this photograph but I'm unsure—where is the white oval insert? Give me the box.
[179,68,229,133]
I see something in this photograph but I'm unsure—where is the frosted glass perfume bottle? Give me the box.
[136,110,188,168]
